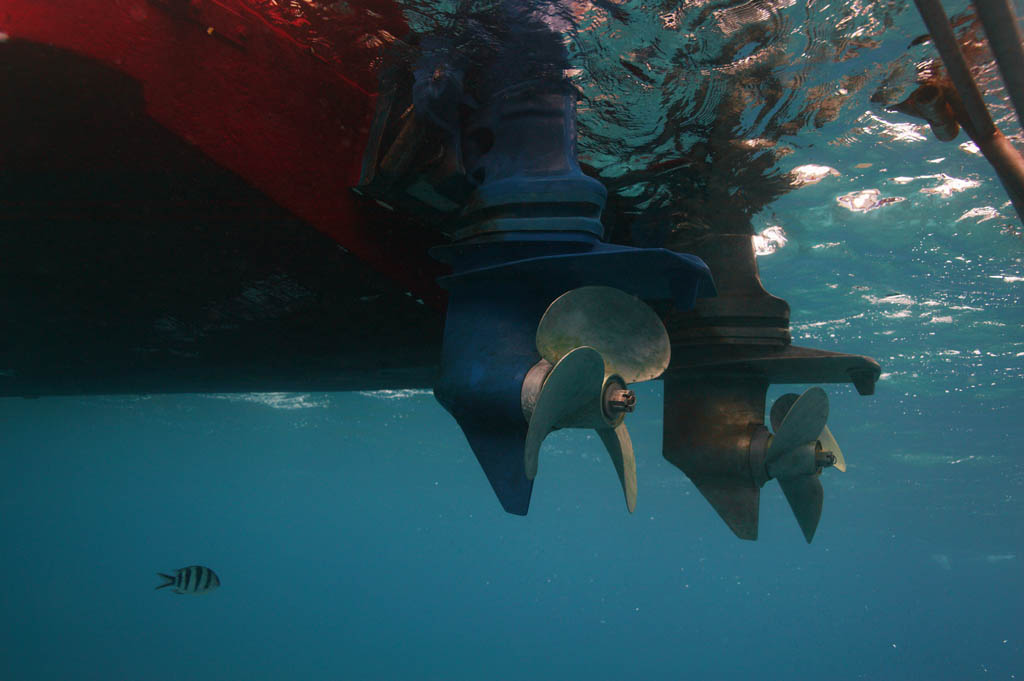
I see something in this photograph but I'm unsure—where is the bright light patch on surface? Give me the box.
[960,140,981,155]
[957,206,1000,223]
[864,294,916,306]
[887,173,980,198]
[921,174,981,198]
[206,393,329,409]
[860,112,928,143]
[837,189,905,212]
[358,389,434,400]
[790,164,840,187]
[753,225,788,255]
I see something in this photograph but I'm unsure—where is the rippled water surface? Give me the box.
[257,0,1022,223]
[2,1,1023,680]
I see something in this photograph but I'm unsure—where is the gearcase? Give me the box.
[661,232,879,542]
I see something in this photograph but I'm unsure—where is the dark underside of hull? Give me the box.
[1,41,446,397]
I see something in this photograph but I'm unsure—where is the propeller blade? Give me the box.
[769,393,799,432]
[767,441,819,480]
[523,347,605,480]
[768,387,829,461]
[597,423,637,512]
[819,425,846,472]
[778,473,824,543]
[535,286,670,384]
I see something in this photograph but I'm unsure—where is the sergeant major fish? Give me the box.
[156,565,220,594]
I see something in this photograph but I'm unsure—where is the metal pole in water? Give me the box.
[973,0,1024,132]
[912,0,1024,224]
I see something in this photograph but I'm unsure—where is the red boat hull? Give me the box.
[1,1,448,396]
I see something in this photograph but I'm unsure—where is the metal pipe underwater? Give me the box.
[912,0,1024,224]
[913,0,996,137]
[973,0,1024,132]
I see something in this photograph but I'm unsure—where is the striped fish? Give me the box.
[155,565,220,594]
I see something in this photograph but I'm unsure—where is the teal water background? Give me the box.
[3,1,1024,678]
[3,134,1021,679]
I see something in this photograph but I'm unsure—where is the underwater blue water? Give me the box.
[3,153,1021,680]
[3,1,1024,679]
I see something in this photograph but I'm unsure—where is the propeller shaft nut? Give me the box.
[815,450,836,468]
[606,387,636,413]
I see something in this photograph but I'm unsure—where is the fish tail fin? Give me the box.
[155,573,176,590]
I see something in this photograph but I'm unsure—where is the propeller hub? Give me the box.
[605,387,636,414]
[601,377,636,420]
[521,359,554,423]
[815,450,837,468]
